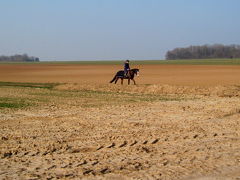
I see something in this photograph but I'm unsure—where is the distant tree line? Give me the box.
[165,44,240,60]
[0,54,40,62]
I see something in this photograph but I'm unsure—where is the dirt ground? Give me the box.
[0,64,240,179]
[0,64,240,86]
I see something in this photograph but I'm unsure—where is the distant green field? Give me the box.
[1,58,240,65]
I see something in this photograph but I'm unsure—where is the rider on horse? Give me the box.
[124,60,130,77]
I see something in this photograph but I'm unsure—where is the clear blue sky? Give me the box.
[0,0,240,60]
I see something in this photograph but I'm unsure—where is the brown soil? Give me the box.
[0,64,240,86]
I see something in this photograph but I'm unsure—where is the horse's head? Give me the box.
[132,68,140,77]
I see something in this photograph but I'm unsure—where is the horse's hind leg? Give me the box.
[121,78,123,85]
[115,77,119,84]
[128,79,130,85]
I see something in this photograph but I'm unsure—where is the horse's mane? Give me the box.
[131,68,139,71]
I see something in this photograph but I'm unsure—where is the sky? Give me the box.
[0,0,240,61]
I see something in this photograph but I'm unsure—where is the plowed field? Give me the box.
[0,63,240,179]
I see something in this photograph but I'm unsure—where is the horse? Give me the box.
[109,68,140,85]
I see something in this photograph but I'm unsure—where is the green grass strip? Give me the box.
[0,82,60,89]
[1,58,240,65]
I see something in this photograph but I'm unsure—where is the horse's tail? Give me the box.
[110,75,117,83]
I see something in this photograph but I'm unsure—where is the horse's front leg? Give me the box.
[121,78,123,85]
[132,78,136,85]
[128,78,130,85]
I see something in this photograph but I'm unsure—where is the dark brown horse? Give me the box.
[110,68,140,85]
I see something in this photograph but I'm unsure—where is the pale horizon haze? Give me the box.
[0,0,240,61]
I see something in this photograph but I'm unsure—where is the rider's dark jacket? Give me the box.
[124,62,130,73]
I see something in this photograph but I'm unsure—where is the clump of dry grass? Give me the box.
[55,83,240,97]
[0,82,184,112]
[2,81,240,112]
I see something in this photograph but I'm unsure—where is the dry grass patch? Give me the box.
[0,82,185,112]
